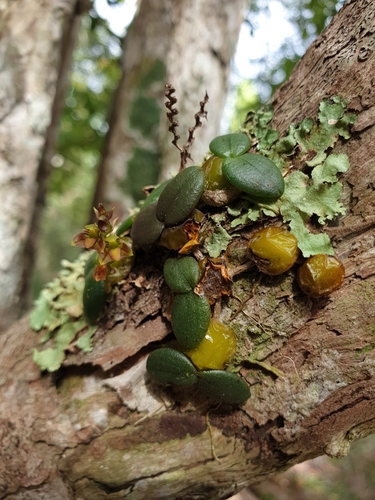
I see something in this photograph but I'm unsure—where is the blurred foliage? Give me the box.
[248,0,347,99]
[230,80,259,131]
[231,0,346,118]
[32,11,122,295]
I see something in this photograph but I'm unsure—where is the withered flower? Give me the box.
[72,204,134,282]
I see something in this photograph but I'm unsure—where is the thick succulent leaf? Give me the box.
[223,153,284,201]
[130,202,164,249]
[209,133,251,158]
[171,292,211,349]
[156,166,205,227]
[146,348,198,386]
[197,370,250,404]
[163,256,202,294]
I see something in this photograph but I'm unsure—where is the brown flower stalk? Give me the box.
[164,83,209,171]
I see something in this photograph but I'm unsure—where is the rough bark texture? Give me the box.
[1,0,375,499]
[93,0,245,219]
[0,0,85,333]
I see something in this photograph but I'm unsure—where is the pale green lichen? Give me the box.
[31,254,97,372]
[205,213,232,258]
[236,96,356,256]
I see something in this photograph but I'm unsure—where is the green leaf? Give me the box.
[130,202,164,249]
[156,166,205,227]
[197,370,250,404]
[146,348,198,386]
[171,292,211,349]
[209,133,251,158]
[223,154,284,201]
[163,256,202,294]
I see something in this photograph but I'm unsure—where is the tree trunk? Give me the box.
[1,0,375,499]
[92,0,245,219]
[0,0,88,332]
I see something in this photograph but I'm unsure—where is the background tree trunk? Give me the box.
[0,0,88,332]
[1,0,375,499]
[92,0,245,219]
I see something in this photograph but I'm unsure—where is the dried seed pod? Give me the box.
[146,348,198,386]
[156,166,205,227]
[197,370,250,404]
[222,153,285,202]
[171,291,211,349]
[248,226,300,275]
[297,254,345,298]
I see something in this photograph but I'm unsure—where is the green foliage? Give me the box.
[54,15,121,194]
[130,202,164,249]
[171,292,211,350]
[129,96,161,137]
[82,270,109,324]
[123,58,166,201]
[125,148,160,201]
[163,257,202,294]
[223,153,284,201]
[156,166,205,227]
[244,0,346,101]
[197,370,250,404]
[31,254,97,372]
[33,13,123,295]
[146,348,198,386]
[209,133,251,158]
[138,59,166,91]
[230,80,259,131]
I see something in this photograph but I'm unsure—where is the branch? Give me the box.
[2,2,375,498]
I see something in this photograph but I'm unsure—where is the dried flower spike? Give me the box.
[164,83,209,171]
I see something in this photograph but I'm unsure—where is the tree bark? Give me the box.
[0,0,87,332]
[92,0,245,219]
[1,0,375,499]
